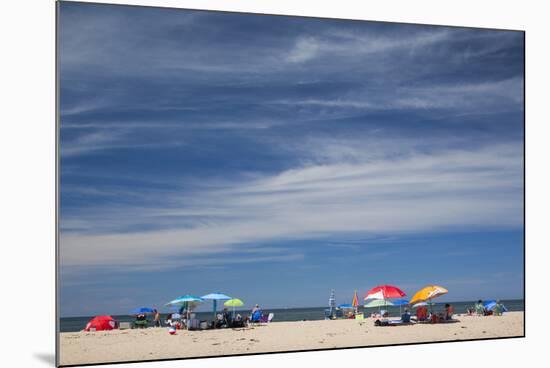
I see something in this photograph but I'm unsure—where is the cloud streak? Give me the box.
[60,141,523,268]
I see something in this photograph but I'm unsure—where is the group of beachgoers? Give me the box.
[369,303,456,326]
[133,304,271,330]
[467,300,506,316]
[339,300,507,327]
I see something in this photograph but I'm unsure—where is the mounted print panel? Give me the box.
[56,1,525,366]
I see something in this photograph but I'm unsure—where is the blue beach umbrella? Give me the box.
[129,307,155,315]
[166,295,204,316]
[201,293,231,319]
[166,295,204,306]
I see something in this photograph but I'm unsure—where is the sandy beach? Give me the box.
[59,312,523,366]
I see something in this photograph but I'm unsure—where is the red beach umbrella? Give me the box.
[364,285,406,300]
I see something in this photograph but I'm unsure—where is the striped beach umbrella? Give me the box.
[364,285,406,300]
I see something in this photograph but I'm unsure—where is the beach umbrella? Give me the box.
[409,285,448,313]
[224,298,244,318]
[364,285,406,300]
[166,295,204,306]
[202,293,231,319]
[166,295,204,313]
[364,285,406,316]
[364,299,395,308]
[129,307,155,315]
[166,295,204,327]
[409,285,448,305]
[352,290,359,314]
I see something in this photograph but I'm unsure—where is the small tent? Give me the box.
[84,315,117,331]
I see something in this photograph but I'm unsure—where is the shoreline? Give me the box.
[60,311,524,366]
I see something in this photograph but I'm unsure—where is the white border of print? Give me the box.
[2,1,548,368]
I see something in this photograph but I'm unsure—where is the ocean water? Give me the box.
[59,299,524,333]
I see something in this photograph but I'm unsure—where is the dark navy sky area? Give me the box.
[58,2,524,317]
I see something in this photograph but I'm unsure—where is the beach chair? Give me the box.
[355,313,365,321]
[119,322,131,330]
[416,306,428,322]
[133,320,148,329]
[259,313,274,323]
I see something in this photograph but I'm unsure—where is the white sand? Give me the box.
[59,312,524,366]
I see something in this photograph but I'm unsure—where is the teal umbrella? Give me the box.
[166,295,203,328]
[201,293,231,319]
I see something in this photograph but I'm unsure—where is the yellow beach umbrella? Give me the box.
[224,298,244,318]
[409,285,448,305]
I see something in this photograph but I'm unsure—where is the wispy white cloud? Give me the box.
[273,77,523,112]
[284,29,452,64]
[60,141,523,269]
[60,130,185,157]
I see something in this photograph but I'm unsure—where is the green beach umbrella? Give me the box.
[224,298,244,318]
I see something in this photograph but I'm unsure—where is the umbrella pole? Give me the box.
[213,300,217,319]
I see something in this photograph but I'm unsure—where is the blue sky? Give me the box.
[58,2,524,317]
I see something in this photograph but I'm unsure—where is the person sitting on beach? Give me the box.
[444,303,454,320]
[251,304,260,314]
[401,308,411,323]
[214,313,225,328]
[165,313,173,326]
[474,300,485,316]
[134,313,148,328]
[494,300,505,316]
[230,313,245,328]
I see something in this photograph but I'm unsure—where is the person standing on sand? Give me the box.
[153,309,161,327]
